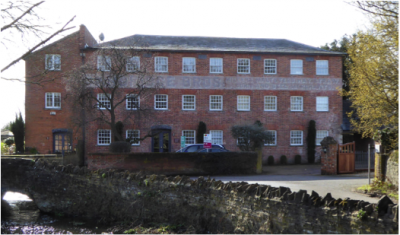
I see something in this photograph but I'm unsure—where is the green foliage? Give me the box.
[306,120,316,163]
[4,137,14,146]
[196,121,207,143]
[29,147,38,154]
[267,155,274,165]
[357,209,367,220]
[343,2,398,149]
[295,155,302,164]
[280,155,287,165]
[123,229,137,234]
[115,121,124,141]
[320,35,352,97]
[10,112,24,153]
[231,120,272,151]
[1,142,9,155]
[102,173,106,178]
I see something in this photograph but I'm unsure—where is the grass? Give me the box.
[357,180,398,202]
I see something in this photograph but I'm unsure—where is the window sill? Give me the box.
[96,144,110,146]
[155,71,168,73]
[264,110,277,112]
[290,110,304,112]
[45,107,61,110]
[316,111,329,112]
[182,109,196,111]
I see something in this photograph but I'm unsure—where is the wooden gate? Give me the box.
[338,142,355,174]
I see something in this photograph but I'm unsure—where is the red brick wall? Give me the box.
[25,27,343,164]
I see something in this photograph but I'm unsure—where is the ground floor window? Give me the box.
[182,130,195,145]
[210,130,223,144]
[98,129,111,145]
[290,130,303,146]
[126,130,140,145]
[316,130,329,146]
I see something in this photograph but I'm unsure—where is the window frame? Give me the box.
[126,94,140,110]
[316,130,329,146]
[209,95,223,111]
[182,57,196,73]
[210,130,223,145]
[45,54,61,71]
[264,130,277,146]
[45,92,61,109]
[154,94,168,110]
[290,130,303,146]
[290,96,303,112]
[210,58,223,74]
[126,129,140,146]
[264,59,277,74]
[126,56,140,72]
[264,96,277,111]
[182,130,196,145]
[316,60,329,75]
[290,59,303,75]
[182,95,196,110]
[97,93,111,110]
[97,55,111,71]
[97,129,111,146]
[237,58,250,74]
[237,95,250,111]
[316,96,329,112]
[155,56,168,73]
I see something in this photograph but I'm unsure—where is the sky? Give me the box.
[0,0,370,128]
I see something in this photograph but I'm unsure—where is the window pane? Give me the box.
[155,57,168,72]
[210,58,223,73]
[316,96,329,111]
[316,130,328,145]
[183,130,195,145]
[155,95,168,109]
[210,130,223,144]
[127,57,140,72]
[237,96,250,111]
[316,60,329,75]
[54,55,61,70]
[98,93,111,109]
[290,131,303,145]
[210,95,222,110]
[53,93,61,107]
[98,130,111,145]
[127,130,140,145]
[126,95,139,109]
[264,59,276,74]
[265,130,276,145]
[182,95,195,110]
[291,96,303,111]
[264,96,276,111]
[237,59,250,73]
[291,60,303,74]
[183,58,196,73]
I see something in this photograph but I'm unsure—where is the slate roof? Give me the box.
[98,34,346,55]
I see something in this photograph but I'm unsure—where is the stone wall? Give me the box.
[386,151,398,187]
[2,158,398,234]
[87,152,257,175]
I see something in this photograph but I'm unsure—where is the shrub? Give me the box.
[280,155,287,165]
[4,138,14,146]
[1,142,9,155]
[267,155,274,165]
[115,121,124,141]
[30,147,38,154]
[109,141,131,153]
[196,121,207,143]
[295,155,302,164]
[306,120,316,163]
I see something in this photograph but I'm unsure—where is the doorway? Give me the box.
[151,125,171,152]
[52,129,72,155]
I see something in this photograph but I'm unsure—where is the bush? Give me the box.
[4,138,14,146]
[306,120,316,163]
[280,155,287,165]
[1,142,9,155]
[267,155,274,165]
[30,147,38,154]
[295,155,302,164]
[109,141,131,153]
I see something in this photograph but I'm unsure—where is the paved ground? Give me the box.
[210,164,379,203]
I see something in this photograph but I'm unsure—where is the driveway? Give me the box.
[210,164,379,203]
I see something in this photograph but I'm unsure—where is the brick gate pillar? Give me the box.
[320,137,338,175]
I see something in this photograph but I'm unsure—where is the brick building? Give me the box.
[24,25,345,164]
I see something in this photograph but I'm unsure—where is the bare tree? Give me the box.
[65,45,163,142]
[1,0,75,81]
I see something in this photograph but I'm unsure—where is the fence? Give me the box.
[355,150,375,170]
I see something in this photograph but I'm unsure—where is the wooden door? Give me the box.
[338,142,355,174]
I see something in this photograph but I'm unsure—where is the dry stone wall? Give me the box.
[2,158,398,234]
